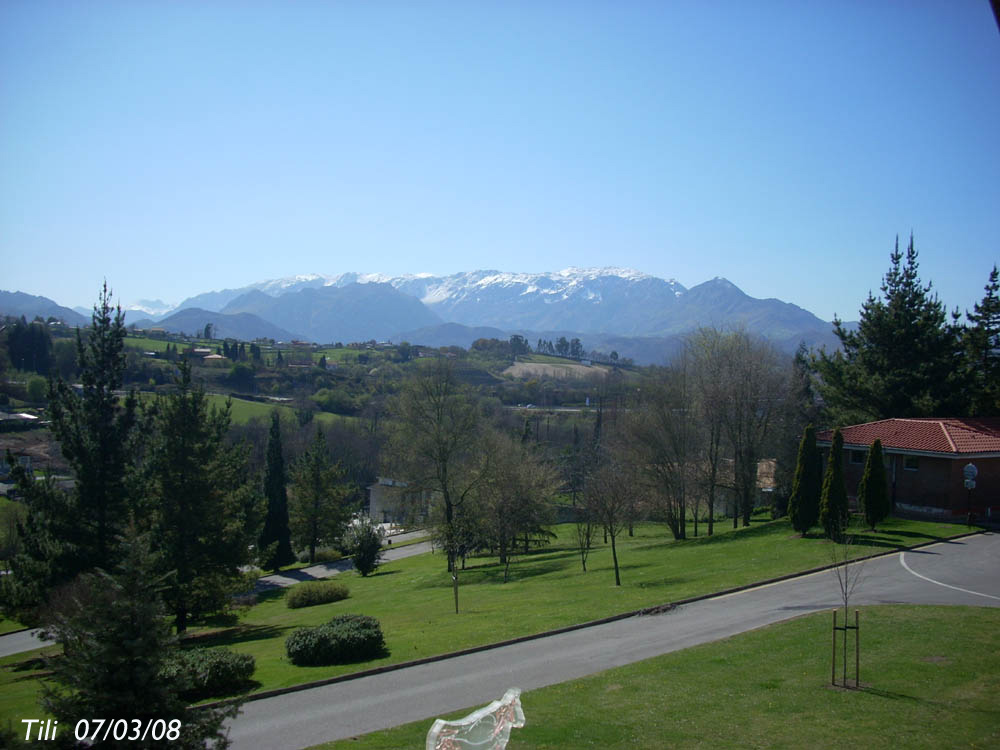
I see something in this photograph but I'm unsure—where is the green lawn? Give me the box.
[179,518,964,699]
[318,604,1000,749]
[0,517,971,725]
[0,618,24,636]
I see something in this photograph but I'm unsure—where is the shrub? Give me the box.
[285,614,386,666]
[160,647,256,700]
[286,580,350,609]
[26,376,47,403]
[345,518,384,577]
[296,547,342,564]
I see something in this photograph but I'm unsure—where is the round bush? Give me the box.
[160,647,256,699]
[286,580,350,609]
[285,614,386,666]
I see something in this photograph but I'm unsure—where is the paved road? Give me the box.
[255,540,432,592]
[0,540,433,658]
[227,532,999,750]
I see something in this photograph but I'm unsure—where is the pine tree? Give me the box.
[289,426,350,565]
[820,429,849,541]
[964,265,1000,416]
[259,411,295,572]
[787,425,821,534]
[144,361,262,632]
[858,439,890,530]
[1,285,138,621]
[813,236,964,423]
[41,527,236,749]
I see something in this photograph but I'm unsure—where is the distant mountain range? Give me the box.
[1,268,844,364]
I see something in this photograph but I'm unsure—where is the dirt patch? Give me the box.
[0,428,71,475]
[503,361,607,380]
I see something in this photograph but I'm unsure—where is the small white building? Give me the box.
[366,476,435,526]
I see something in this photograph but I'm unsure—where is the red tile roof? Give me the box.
[816,418,1000,455]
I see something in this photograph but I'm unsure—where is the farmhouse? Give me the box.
[817,418,1000,521]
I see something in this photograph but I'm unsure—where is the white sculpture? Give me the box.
[426,688,525,750]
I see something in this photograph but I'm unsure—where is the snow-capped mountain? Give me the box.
[175,267,692,335]
[1,267,842,362]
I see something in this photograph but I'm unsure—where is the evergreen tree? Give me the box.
[820,429,849,541]
[964,265,1000,415]
[259,411,295,572]
[41,528,236,749]
[813,236,964,423]
[144,361,261,632]
[1,285,138,621]
[787,425,822,534]
[858,439,890,530]
[289,426,350,565]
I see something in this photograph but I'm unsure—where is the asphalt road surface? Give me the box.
[227,532,999,750]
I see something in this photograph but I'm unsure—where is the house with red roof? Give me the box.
[816,418,1000,521]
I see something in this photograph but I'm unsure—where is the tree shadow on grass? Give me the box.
[368,569,400,578]
[859,686,923,703]
[180,624,289,649]
[253,587,289,604]
[677,522,787,547]
[847,534,907,551]
[9,655,46,672]
[883,529,965,544]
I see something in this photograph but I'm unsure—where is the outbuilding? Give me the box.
[816,418,1000,521]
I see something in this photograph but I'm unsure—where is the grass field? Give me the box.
[135,391,356,428]
[318,604,1000,749]
[0,517,970,725]
[124,335,171,353]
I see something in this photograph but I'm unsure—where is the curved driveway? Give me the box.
[227,532,999,750]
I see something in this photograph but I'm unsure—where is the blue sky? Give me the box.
[2,1,998,321]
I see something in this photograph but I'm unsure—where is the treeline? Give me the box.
[812,237,999,421]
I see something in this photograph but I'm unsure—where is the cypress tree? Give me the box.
[858,439,889,530]
[787,425,821,534]
[259,410,295,571]
[820,428,849,541]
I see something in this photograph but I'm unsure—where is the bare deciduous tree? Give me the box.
[625,361,697,540]
[584,449,636,587]
[474,430,559,582]
[717,330,790,527]
[390,359,483,612]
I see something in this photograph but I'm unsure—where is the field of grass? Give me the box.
[0,517,970,725]
[319,604,1000,749]
[123,335,171,353]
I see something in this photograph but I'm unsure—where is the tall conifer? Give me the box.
[787,425,821,534]
[858,439,890,530]
[820,429,849,541]
[259,411,295,571]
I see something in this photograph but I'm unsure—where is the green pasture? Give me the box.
[320,604,1000,749]
[123,336,171,353]
[134,392,356,428]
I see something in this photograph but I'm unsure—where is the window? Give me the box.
[903,456,919,471]
[850,450,866,465]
